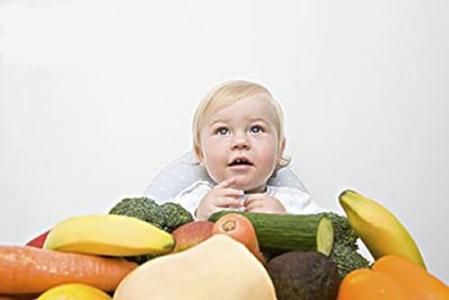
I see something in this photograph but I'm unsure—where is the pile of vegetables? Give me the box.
[209,210,369,279]
[1,192,448,300]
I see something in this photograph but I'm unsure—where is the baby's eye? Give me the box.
[215,127,230,135]
[250,125,264,134]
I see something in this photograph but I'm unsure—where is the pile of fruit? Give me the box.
[0,190,448,299]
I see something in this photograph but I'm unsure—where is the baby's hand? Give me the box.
[195,177,244,220]
[244,194,287,214]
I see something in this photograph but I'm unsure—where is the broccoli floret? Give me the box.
[125,254,157,265]
[160,202,193,232]
[108,197,193,265]
[319,212,359,249]
[330,243,370,278]
[318,212,370,278]
[109,197,165,229]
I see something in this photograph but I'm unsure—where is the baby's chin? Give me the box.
[231,177,266,193]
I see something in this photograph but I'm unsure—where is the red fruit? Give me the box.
[25,230,50,248]
[171,221,214,252]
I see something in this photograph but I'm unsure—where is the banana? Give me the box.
[339,190,426,268]
[44,214,174,256]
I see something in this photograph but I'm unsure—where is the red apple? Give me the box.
[171,221,214,252]
[25,230,50,248]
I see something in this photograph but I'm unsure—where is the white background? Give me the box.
[1,0,448,282]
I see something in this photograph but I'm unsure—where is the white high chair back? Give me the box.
[144,152,308,202]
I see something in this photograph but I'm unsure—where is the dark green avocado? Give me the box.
[267,251,340,300]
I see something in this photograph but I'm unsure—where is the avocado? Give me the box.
[267,251,340,300]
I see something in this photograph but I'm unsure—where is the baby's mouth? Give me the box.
[228,158,254,167]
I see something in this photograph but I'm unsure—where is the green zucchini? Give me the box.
[209,211,334,256]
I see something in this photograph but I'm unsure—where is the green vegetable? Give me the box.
[209,211,334,256]
[319,212,358,249]
[267,251,340,300]
[160,202,194,232]
[125,253,156,265]
[330,243,370,278]
[318,212,370,278]
[109,197,165,229]
[109,197,194,264]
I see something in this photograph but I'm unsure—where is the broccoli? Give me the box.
[330,243,370,278]
[318,212,370,278]
[160,202,194,232]
[109,197,193,232]
[320,212,359,249]
[108,197,194,265]
[109,197,165,229]
[126,253,157,265]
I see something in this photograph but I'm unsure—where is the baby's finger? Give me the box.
[244,198,263,211]
[216,177,237,189]
[216,187,244,198]
[246,207,267,213]
[243,193,266,206]
[215,196,242,208]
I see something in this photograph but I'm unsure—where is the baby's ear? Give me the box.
[193,146,204,164]
[279,138,286,156]
[276,138,286,165]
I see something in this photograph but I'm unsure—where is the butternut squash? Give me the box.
[113,234,276,300]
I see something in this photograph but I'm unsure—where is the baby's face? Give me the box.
[198,94,284,192]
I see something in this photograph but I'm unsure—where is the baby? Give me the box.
[171,80,322,220]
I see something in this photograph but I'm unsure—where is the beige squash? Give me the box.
[113,234,277,300]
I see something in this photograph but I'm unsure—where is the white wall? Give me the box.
[1,0,448,282]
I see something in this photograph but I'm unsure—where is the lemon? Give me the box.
[37,283,111,300]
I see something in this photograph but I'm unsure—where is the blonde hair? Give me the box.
[192,79,291,169]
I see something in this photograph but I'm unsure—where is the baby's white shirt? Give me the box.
[164,180,324,218]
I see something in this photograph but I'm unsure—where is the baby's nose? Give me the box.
[231,133,250,149]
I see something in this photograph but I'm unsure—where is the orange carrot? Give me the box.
[0,246,137,295]
[0,294,37,300]
[212,213,265,263]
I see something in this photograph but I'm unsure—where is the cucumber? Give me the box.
[209,211,334,256]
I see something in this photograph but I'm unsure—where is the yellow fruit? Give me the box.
[339,190,426,268]
[44,214,174,256]
[37,283,111,300]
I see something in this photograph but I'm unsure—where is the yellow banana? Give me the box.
[44,214,174,256]
[339,190,426,269]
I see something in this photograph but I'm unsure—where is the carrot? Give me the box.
[0,246,137,295]
[212,213,265,263]
[0,294,37,300]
